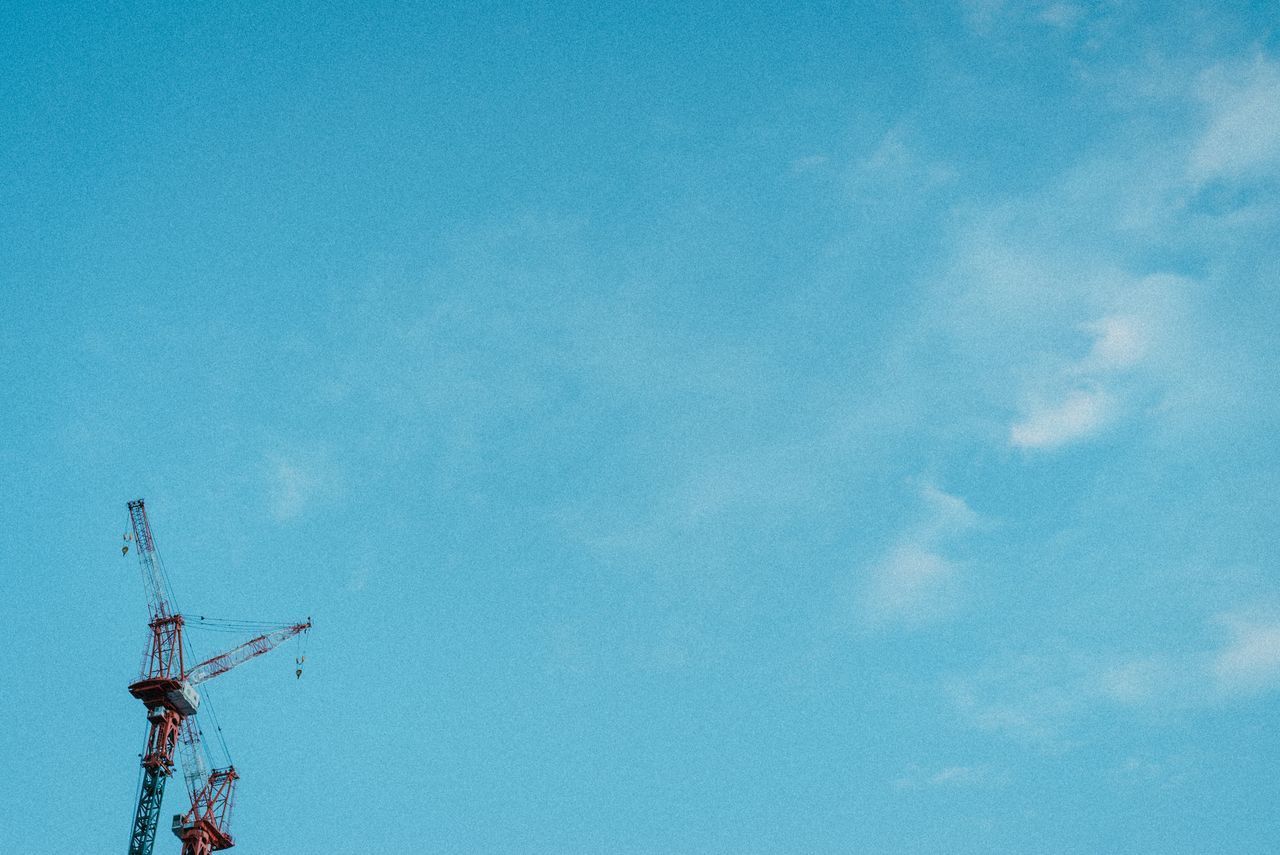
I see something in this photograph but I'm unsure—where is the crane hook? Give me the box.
[122,544,129,556]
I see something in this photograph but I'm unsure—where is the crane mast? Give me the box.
[173,766,239,855]
[177,716,209,810]
[122,499,309,855]
[129,499,173,620]
[127,499,189,855]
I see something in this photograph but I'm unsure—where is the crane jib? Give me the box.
[128,499,172,621]
[185,621,312,686]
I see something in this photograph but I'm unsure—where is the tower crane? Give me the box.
[124,499,310,855]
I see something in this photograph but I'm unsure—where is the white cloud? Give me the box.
[1096,657,1169,704]
[790,153,829,173]
[916,52,1252,453]
[947,666,1076,749]
[850,126,956,192]
[1078,315,1149,371]
[864,544,961,623]
[265,449,339,522]
[1111,754,1193,789]
[1211,618,1280,692]
[891,763,998,790]
[1037,3,1083,30]
[930,765,983,785]
[962,0,1090,36]
[861,485,979,627]
[1010,388,1113,449]
[1091,612,1280,701]
[269,460,317,520]
[950,610,1280,750]
[1189,56,1280,184]
[946,650,1177,749]
[920,482,981,533]
[960,0,1001,28]
[1006,280,1186,450]
[348,563,371,592]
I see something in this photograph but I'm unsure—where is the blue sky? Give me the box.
[2,2,1279,852]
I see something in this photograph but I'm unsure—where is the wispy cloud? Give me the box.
[961,0,1094,36]
[1036,3,1084,30]
[265,448,340,522]
[1094,656,1174,704]
[1188,55,1280,185]
[864,544,962,624]
[347,562,372,592]
[944,649,1192,751]
[947,654,1083,750]
[904,48,1280,458]
[930,179,1222,451]
[1110,754,1194,790]
[789,153,829,173]
[950,606,1280,749]
[1010,388,1114,450]
[860,484,980,628]
[1211,615,1280,693]
[891,763,1002,790]
[1008,311,1153,448]
[1077,314,1150,372]
[847,126,956,197]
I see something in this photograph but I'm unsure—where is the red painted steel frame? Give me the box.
[142,709,182,774]
[177,767,238,855]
